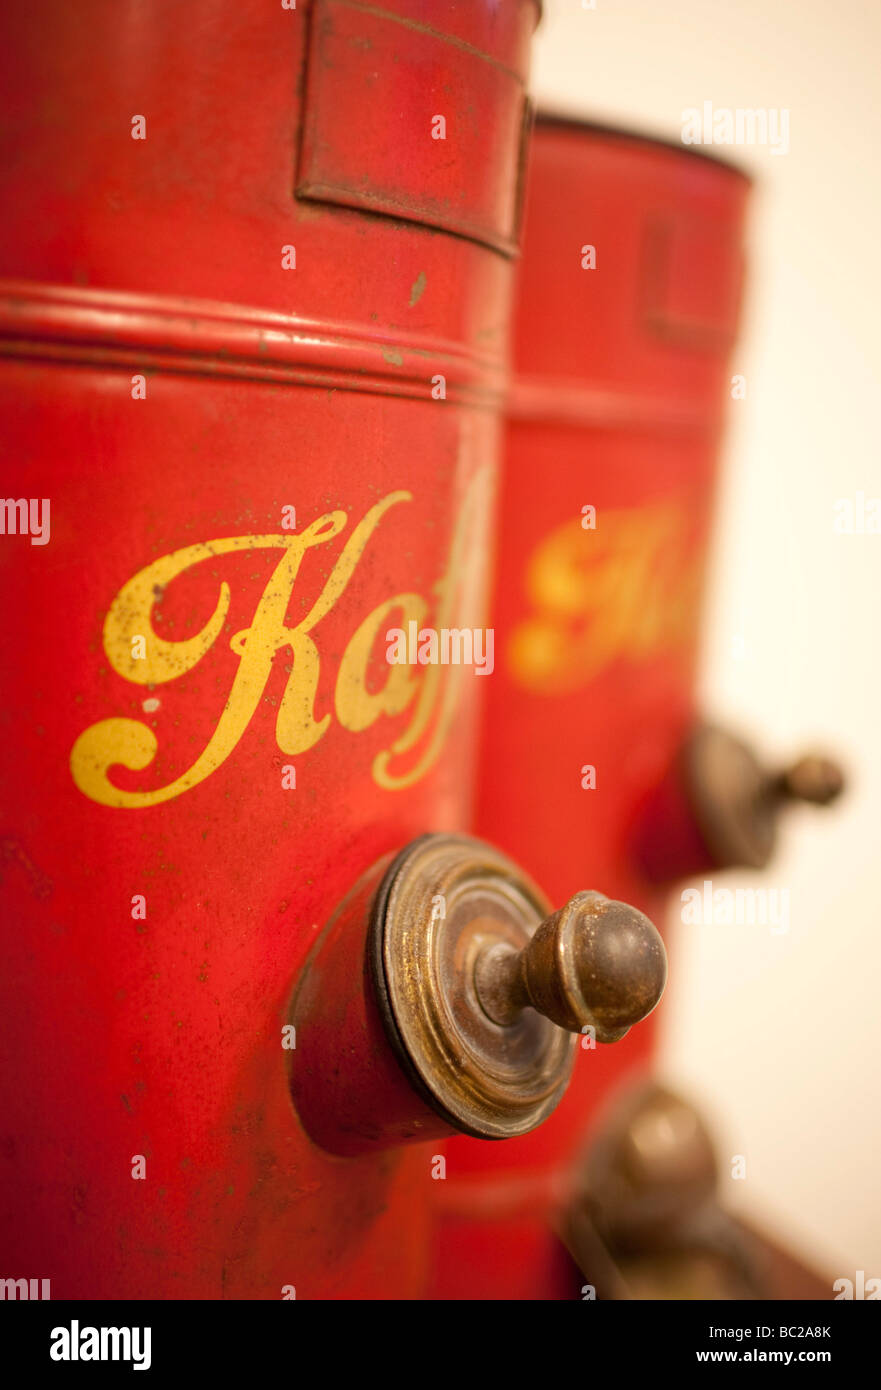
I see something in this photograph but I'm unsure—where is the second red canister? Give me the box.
[430,116,751,1299]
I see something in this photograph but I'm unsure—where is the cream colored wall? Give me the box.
[529,0,881,1281]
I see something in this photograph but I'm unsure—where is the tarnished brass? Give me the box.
[474,891,667,1044]
[370,833,667,1141]
[564,1080,764,1299]
[686,723,845,870]
[579,1081,719,1250]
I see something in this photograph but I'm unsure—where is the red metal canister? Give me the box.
[430,117,751,1298]
[0,0,539,1300]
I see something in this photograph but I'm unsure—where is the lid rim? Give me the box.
[534,109,754,182]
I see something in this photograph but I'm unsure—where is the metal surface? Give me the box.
[637,722,847,876]
[292,832,666,1148]
[564,1080,764,1300]
[476,891,666,1043]
[0,0,539,1300]
[685,725,845,871]
[374,833,576,1141]
[429,116,751,1300]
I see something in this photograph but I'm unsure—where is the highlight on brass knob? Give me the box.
[685,722,846,870]
[473,892,667,1044]
[289,832,667,1153]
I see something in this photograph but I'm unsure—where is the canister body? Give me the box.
[0,0,538,1299]
[431,118,750,1298]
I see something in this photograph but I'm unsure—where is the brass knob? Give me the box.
[773,754,845,807]
[581,1082,719,1248]
[473,892,667,1044]
[565,1081,764,1299]
[686,723,846,870]
[291,834,669,1153]
[370,834,668,1141]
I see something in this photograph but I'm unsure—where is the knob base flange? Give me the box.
[369,833,576,1141]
